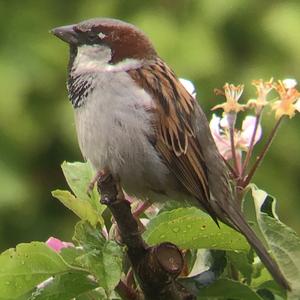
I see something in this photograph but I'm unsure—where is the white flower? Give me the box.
[179,78,196,98]
[282,78,297,89]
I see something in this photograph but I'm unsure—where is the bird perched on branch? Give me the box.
[52,18,290,290]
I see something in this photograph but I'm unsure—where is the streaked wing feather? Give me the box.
[128,59,218,222]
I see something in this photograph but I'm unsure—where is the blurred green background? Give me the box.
[1,0,300,251]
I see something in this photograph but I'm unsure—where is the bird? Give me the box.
[51,18,290,290]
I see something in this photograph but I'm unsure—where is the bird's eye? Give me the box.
[87,32,98,43]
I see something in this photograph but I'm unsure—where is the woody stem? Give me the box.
[228,113,240,177]
[242,112,262,177]
[243,116,283,187]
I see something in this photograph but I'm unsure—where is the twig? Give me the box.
[97,174,195,300]
[133,201,153,218]
[116,280,139,300]
[242,112,262,176]
[243,116,283,187]
[227,113,240,176]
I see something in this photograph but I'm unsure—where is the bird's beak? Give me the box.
[51,25,78,45]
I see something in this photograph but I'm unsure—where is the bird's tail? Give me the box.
[227,208,290,290]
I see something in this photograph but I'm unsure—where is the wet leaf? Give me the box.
[144,207,249,251]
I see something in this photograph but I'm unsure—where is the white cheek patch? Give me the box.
[74,44,112,71]
[73,44,142,73]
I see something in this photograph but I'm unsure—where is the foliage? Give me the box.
[1,1,300,298]
[1,1,300,253]
[1,159,300,299]
[144,207,249,251]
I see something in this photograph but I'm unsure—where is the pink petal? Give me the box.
[218,147,233,160]
[46,237,74,253]
[209,114,232,158]
[240,116,262,147]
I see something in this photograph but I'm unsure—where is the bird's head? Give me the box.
[51,18,157,69]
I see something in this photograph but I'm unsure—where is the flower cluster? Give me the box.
[209,114,262,161]
[211,78,299,186]
[181,77,299,188]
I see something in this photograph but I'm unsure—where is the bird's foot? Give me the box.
[87,167,109,197]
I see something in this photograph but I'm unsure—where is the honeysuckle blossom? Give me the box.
[46,237,74,252]
[212,83,245,113]
[209,114,262,160]
[179,78,196,98]
[247,78,274,113]
[272,79,300,119]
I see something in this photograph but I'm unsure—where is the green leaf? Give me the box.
[251,267,273,288]
[26,271,98,300]
[257,280,286,299]
[76,288,108,300]
[0,242,72,299]
[197,278,264,300]
[251,186,300,296]
[227,250,254,284]
[143,207,249,251]
[52,190,103,226]
[73,221,106,249]
[61,161,97,204]
[59,247,85,267]
[73,221,123,295]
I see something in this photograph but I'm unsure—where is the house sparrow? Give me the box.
[52,18,290,290]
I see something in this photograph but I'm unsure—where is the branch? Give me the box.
[243,116,283,187]
[97,174,195,300]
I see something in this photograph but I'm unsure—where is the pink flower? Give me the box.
[209,114,262,160]
[46,237,74,252]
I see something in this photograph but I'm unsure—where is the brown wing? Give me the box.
[128,59,218,222]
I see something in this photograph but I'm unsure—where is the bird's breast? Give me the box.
[73,70,170,198]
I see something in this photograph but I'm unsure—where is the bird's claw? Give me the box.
[86,168,109,197]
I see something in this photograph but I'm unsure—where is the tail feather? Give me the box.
[227,209,291,290]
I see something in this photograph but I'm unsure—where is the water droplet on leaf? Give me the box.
[172,227,180,233]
